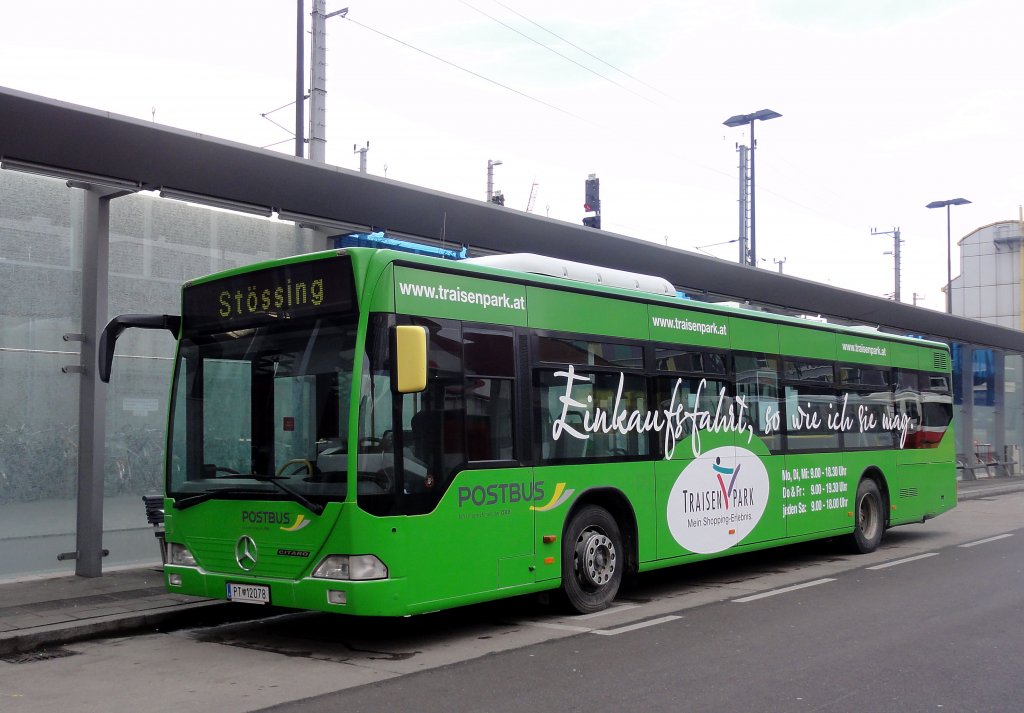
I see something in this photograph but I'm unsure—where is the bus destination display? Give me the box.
[182,257,354,333]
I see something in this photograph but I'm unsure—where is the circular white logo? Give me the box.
[666,445,769,554]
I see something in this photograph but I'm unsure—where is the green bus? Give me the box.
[100,247,956,616]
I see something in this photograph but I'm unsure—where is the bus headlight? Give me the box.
[312,555,388,581]
[168,542,197,566]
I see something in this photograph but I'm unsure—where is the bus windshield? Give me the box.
[167,317,358,506]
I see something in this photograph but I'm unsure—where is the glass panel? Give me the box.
[464,327,514,377]
[894,368,953,449]
[0,173,80,577]
[784,359,835,383]
[167,318,357,502]
[656,348,728,375]
[360,316,468,515]
[203,359,252,473]
[538,337,643,369]
[537,370,649,460]
[464,377,514,461]
[655,375,731,453]
[413,316,462,374]
[735,353,782,453]
[785,385,839,451]
[839,364,890,387]
[842,391,896,450]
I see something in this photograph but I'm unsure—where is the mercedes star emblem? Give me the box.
[235,535,258,571]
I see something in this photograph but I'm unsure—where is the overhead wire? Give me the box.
[458,0,658,106]
[342,9,860,258]
[489,0,670,98]
[343,15,589,124]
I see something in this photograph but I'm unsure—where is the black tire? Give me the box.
[848,478,884,553]
[562,505,623,614]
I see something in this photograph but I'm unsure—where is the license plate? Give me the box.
[226,582,271,605]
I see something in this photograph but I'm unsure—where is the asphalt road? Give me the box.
[2,492,1021,713]
[262,529,1023,713]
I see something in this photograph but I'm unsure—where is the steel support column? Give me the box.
[73,186,119,576]
[993,349,1006,467]
[956,343,975,481]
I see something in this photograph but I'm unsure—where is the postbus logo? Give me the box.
[666,445,768,554]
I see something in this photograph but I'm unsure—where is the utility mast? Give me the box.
[353,142,369,173]
[872,227,902,302]
[737,144,749,265]
[307,3,348,163]
[308,0,328,163]
[526,181,538,213]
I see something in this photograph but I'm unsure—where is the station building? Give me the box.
[1,87,1022,579]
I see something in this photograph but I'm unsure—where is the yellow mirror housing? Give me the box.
[394,325,427,393]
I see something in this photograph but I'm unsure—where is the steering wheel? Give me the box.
[357,469,393,492]
[275,458,312,478]
[358,437,383,452]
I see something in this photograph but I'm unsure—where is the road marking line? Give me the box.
[732,578,836,603]
[959,533,1014,548]
[866,552,939,570]
[519,621,593,633]
[591,615,680,636]
[575,603,640,620]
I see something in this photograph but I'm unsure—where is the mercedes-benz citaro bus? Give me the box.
[99,247,956,616]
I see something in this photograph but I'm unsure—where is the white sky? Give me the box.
[2,0,1022,311]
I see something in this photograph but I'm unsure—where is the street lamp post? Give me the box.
[926,198,971,314]
[724,109,781,267]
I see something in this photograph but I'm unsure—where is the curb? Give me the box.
[0,600,228,657]
[958,482,1024,501]
[2,485,1020,657]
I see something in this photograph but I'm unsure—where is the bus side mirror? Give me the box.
[99,314,182,383]
[393,325,427,393]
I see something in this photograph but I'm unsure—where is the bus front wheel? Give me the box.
[848,478,884,554]
[562,505,623,614]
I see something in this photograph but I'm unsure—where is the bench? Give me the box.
[958,454,1017,480]
[142,494,167,564]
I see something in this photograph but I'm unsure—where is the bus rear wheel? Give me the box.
[848,478,884,553]
[562,505,623,614]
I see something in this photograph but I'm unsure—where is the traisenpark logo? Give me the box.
[666,446,769,554]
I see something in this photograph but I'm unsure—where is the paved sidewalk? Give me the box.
[1,476,1022,657]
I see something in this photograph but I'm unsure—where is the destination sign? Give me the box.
[183,256,355,334]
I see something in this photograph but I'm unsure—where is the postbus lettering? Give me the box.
[241,511,293,525]
[457,481,546,508]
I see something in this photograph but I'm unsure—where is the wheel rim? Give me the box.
[858,491,880,541]
[575,528,617,589]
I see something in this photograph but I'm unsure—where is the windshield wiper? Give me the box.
[173,475,324,515]
[249,474,325,515]
[174,488,258,511]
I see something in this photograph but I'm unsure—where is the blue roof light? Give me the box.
[335,232,467,260]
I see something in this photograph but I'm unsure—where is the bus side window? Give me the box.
[734,353,782,454]
[534,336,648,462]
[402,317,465,514]
[463,326,516,462]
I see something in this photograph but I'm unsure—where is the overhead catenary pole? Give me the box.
[308,0,327,163]
[295,0,305,158]
[872,227,902,302]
